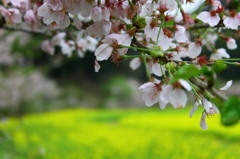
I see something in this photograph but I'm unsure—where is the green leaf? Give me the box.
[221,96,240,126]
[200,66,212,76]
[170,64,201,83]
[212,60,227,72]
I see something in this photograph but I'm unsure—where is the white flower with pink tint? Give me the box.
[188,41,202,59]
[24,10,37,29]
[94,60,101,72]
[200,99,220,130]
[76,35,98,58]
[108,33,132,55]
[157,0,180,10]
[87,21,112,38]
[95,43,113,61]
[144,16,161,42]
[130,58,141,70]
[139,82,161,107]
[223,11,240,30]
[60,40,76,57]
[0,7,22,25]
[210,48,230,60]
[10,0,30,10]
[61,0,82,14]
[79,0,97,18]
[197,11,220,27]
[226,38,237,50]
[157,29,173,51]
[211,0,222,10]
[160,80,192,109]
[91,6,110,22]
[176,46,189,58]
[37,2,70,29]
[91,6,103,22]
[139,1,155,17]
[45,0,63,11]
[41,40,55,55]
[200,111,208,130]
[95,33,132,61]
[152,62,166,77]
[174,25,188,43]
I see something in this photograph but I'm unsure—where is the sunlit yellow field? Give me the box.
[0,107,239,159]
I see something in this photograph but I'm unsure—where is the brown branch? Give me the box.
[191,77,228,101]
[0,25,51,37]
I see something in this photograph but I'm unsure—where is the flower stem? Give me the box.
[118,45,150,52]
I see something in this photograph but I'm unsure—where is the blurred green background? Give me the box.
[1,1,240,158]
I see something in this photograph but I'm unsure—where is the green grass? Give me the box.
[0,107,239,159]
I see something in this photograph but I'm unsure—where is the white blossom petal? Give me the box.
[188,42,202,58]
[223,17,239,30]
[130,58,141,70]
[139,82,160,106]
[169,89,188,108]
[200,112,208,130]
[227,38,237,50]
[220,80,233,91]
[179,79,192,91]
[203,98,212,113]
[95,44,113,61]
[94,60,101,72]
[152,62,163,77]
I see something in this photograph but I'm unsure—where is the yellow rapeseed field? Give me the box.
[0,107,239,159]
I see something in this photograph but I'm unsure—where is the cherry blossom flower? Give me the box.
[95,43,113,61]
[144,16,161,42]
[210,48,230,60]
[95,33,132,61]
[174,25,188,43]
[223,12,240,30]
[200,111,208,129]
[37,2,70,29]
[94,60,101,72]
[130,58,141,70]
[139,82,162,107]
[24,9,37,29]
[87,21,112,38]
[9,0,30,10]
[61,0,82,14]
[152,62,166,77]
[200,99,220,130]
[226,38,237,50]
[45,0,63,11]
[2,0,240,130]
[60,40,76,57]
[0,7,22,25]
[41,40,55,55]
[157,29,173,51]
[76,32,98,58]
[188,41,202,59]
[160,80,192,109]
[157,0,181,10]
[211,0,222,10]
[197,11,220,27]
[91,6,110,22]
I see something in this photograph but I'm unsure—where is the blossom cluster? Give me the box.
[0,0,239,129]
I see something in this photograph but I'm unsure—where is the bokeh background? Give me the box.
[1,1,240,158]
